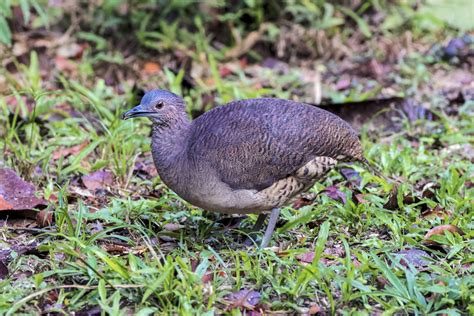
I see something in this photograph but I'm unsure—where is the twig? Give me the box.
[2,227,55,234]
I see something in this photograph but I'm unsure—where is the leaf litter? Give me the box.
[0,168,47,216]
[81,170,114,191]
[224,289,262,311]
[0,2,472,314]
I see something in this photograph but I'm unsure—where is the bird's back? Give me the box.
[186,98,363,192]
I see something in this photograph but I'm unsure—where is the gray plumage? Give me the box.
[123,90,365,246]
[188,98,363,191]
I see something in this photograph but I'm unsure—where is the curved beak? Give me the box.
[121,104,154,120]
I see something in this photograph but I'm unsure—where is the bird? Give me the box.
[122,90,365,248]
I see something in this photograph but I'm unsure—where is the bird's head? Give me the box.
[121,90,185,124]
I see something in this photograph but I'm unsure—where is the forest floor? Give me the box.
[0,1,473,315]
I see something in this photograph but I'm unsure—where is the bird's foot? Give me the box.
[243,208,280,248]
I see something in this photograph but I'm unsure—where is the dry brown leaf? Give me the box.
[309,303,322,314]
[224,289,261,311]
[70,186,94,198]
[0,242,39,262]
[56,42,85,59]
[396,248,430,268]
[0,196,13,210]
[101,243,130,254]
[354,193,368,204]
[296,252,315,264]
[384,183,418,210]
[322,185,346,204]
[424,224,465,244]
[1,217,37,228]
[81,170,114,191]
[163,223,184,231]
[55,56,78,74]
[292,197,313,209]
[143,62,161,74]
[36,209,54,227]
[376,276,390,288]
[201,272,213,283]
[219,65,233,78]
[0,169,47,212]
[52,142,88,160]
[421,206,453,220]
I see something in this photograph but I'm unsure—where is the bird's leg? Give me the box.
[252,213,267,231]
[260,208,280,248]
[243,213,267,246]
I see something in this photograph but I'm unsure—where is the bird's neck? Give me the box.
[151,111,191,187]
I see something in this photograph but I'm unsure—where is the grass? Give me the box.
[1,55,472,314]
[0,1,473,315]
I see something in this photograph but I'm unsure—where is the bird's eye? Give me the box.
[154,102,164,110]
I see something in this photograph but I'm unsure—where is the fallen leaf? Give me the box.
[261,57,290,74]
[396,248,431,268]
[4,95,36,116]
[340,168,362,186]
[292,197,314,209]
[52,142,88,160]
[354,193,368,204]
[190,258,199,272]
[36,209,54,227]
[0,196,13,210]
[134,159,158,179]
[418,181,440,200]
[225,289,261,310]
[384,184,418,210]
[70,186,94,198]
[57,42,85,59]
[101,243,130,254]
[158,235,177,242]
[12,40,28,56]
[0,169,47,212]
[0,242,39,262]
[163,223,184,231]
[219,65,233,78]
[296,252,315,264]
[461,263,472,270]
[54,56,77,73]
[143,62,161,74]
[335,75,352,90]
[88,221,104,234]
[202,272,213,283]
[322,185,346,204]
[376,276,389,288]
[421,206,453,220]
[424,224,465,244]
[81,170,114,191]
[0,218,37,228]
[309,303,321,314]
